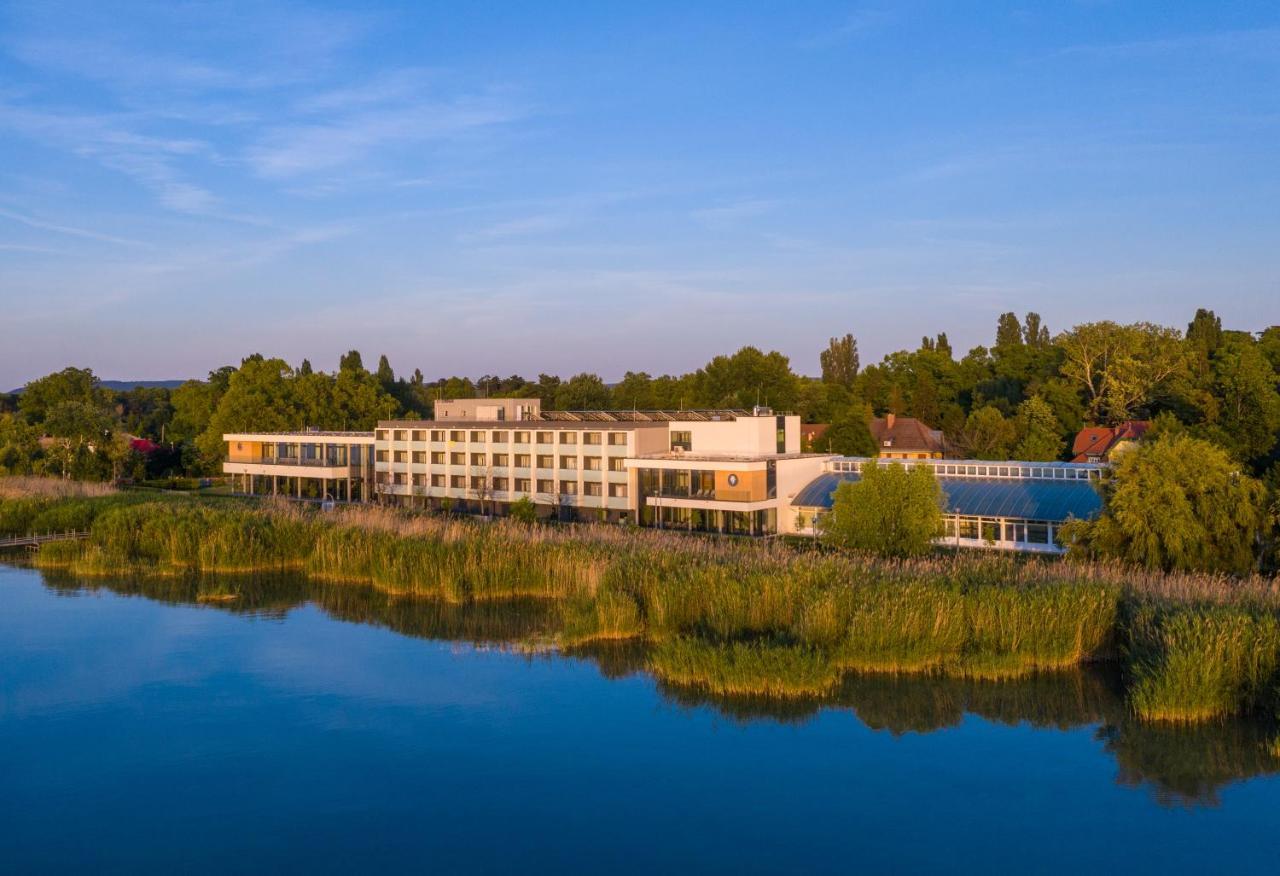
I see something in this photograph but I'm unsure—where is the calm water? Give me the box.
[3,564,1280,874]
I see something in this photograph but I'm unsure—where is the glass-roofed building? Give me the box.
[791,457,1104,553]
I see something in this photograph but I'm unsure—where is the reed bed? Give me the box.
[0,476,118,501]
[4,489,1279,723]
[1125,602,1280,723]
[649,637,842,698]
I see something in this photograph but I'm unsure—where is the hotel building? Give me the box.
[222,399,1105,548]
[372,399,828,536]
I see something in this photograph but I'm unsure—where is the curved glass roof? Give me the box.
[792,473,1102,522]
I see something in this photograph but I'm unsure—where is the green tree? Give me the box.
[823,403,877,456]
[0,413,41,475]
[198,357,304,461]
[1200,335,1280,465]
[819,334,859,389]
[1055,321,1188,423]
[1062,434,1270,574]
[819,462,945,558]
[960,406,1016,459]
[696,346,799,411]
[19,367,107,424]
[554,373,611,410]
[1013,396,1064,461]
[509,496,538,524]
[376,354,395,388]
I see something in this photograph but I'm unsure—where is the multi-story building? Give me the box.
[221,401,1106,549]
[370,399,831,535]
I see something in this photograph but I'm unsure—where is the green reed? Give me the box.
[3,479,1278,724]
[1125,602,1280,723]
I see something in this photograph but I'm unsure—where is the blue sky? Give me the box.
[1,1,1277,388]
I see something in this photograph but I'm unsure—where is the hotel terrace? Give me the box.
[223,398,1104,551]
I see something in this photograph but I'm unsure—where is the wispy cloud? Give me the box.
[690,199,775,230]
[245,93,527,179]
[1052,27,1280,61]
[0,207,146,247]
[797,8,890,50]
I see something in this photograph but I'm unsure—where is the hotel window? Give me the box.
[493,477,509,491]
[450,430,465,442]
[431,451,445,464]
[515,454,531,468]
[670,430,692,451]
[376,430,389,441]
[412,473,426,486]
[608,432,628,446]
[536,432,553,445]
[560,456,577,470]
[394,450,408,463]
[608,457,626,472]
[412,451,426,464]
[431,474,445,487]
[515,478,532,492]
[514,431,531,444]
[450,452,465,465]
[958,518,979,539]
[471,453,486,466]
[536,479,554,493]
[583,482,602,497]
[584,456,602,471]
[537,454,554,469]
[470,431,484,443]
[376,450,389,462]
[393,473,406,485]
[392,430,406,441]
[450,475,465,489]
[583,432,602,445]
[559,482,578,496]
[492,431,509,443]
[608,483,628,498]
[559,432,577,445]
[411,430,426,442]
[470,476,485,490]
[431,430,445,442]
[493,453,509,466]
[776,415,786,453]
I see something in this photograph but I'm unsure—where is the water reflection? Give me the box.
[34,568,1280,807]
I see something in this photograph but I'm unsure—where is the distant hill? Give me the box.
[7,379,190,394]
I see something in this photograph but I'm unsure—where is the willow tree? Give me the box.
[819,462,945,558]
[1061,434,1269,574]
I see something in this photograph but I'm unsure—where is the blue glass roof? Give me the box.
[792,473,1102,522]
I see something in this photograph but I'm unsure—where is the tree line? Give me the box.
[2,309,1278,487]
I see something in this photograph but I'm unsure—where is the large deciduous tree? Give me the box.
[820,334,859,389]
[819,462,945,558]
[1061,434,1270,574]
[1055,321,1187,423]
[1013,395,1065,461]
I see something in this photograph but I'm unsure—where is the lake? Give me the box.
[2,563,1279,874]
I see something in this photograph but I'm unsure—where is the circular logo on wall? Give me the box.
[727,473,739,487]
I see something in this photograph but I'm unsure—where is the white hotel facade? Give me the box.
[223,397,1104,548]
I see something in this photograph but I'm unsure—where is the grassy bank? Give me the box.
[3,480,1279,723]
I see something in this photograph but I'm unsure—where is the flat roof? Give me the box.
[378,419,667,430]
[224,431,375,440]
[634,451,832,463]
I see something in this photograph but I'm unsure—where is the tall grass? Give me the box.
[649,637,842,698]
[1125,602,1280,723]
[4,487,1279,723]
